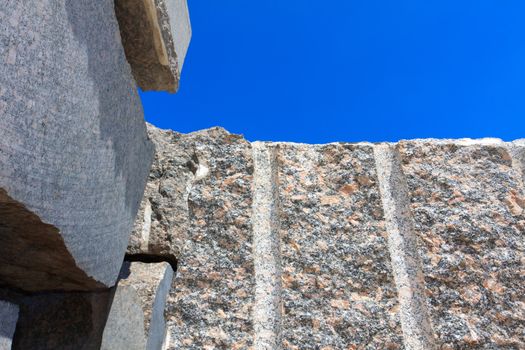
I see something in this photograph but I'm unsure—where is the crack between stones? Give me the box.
[124,253,178,273]
[373,144,438,350]
[252,142,282,350]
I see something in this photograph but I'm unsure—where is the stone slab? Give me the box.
[276,143,404,349]
[115,0,192,92]
[166,128,255,349]
[102,262,174,350]
[398,141,525,349]
[0,300,18,350]
[0,0,154,292]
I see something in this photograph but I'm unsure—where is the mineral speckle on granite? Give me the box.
[114,0,192,92]
[374,144,438,350]
[277,143,404,349]
[165,127,255,349]
[0,0,154,292]
[0,300,18,350]
[398,140,525,349]
[252,143,282,350]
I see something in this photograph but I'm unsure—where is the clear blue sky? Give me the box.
[141,1,525,143]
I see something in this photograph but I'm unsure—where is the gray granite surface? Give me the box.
[10,291,111,350]
[0,0,154,292]
[101,262,174,350]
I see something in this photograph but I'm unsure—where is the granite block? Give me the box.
[11,291,111,350]
[0,0,154,292]
[127,124,196,262]
[101,262,174,350]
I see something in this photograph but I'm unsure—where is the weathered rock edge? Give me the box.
[115,0,192,92]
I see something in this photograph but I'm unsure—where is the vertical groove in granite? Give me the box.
[508,140,525,187]
[252,142,282,350]
[374,144,438,350]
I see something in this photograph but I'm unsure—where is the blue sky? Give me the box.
[140,0,525,143]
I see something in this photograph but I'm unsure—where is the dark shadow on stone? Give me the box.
[0,189,104,292]
[11,289,115,350]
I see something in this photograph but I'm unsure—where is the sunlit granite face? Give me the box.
[166,128,255,349]
[398,141,525,349]
[133,125,525,349]
[277,143,404,349]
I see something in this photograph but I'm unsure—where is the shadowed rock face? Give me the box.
[0,190,104,292]
[115,0,192,92]
[10,291,112,350]
[0,0,154,291]
[135,125,525,350]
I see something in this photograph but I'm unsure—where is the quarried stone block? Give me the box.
[166,128,255,349]
[0,0,154,292]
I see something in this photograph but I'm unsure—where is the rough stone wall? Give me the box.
[133,124,525,350]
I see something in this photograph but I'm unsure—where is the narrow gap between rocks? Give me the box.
[124,253,178,273]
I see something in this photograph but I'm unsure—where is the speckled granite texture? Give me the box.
[276,143,403,349]
[165,127,255,349]
[127,124,196,261]
[398,140,525,349]
[132,125,525,349]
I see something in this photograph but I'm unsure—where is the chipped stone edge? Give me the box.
[252,142,282,350]
[374,144,438,350]
[154,0,181,92]
[146,263,174,350]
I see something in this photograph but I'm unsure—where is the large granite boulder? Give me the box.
[115,0,192,92]
[395,140,525,349]
[0,0,154,292]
